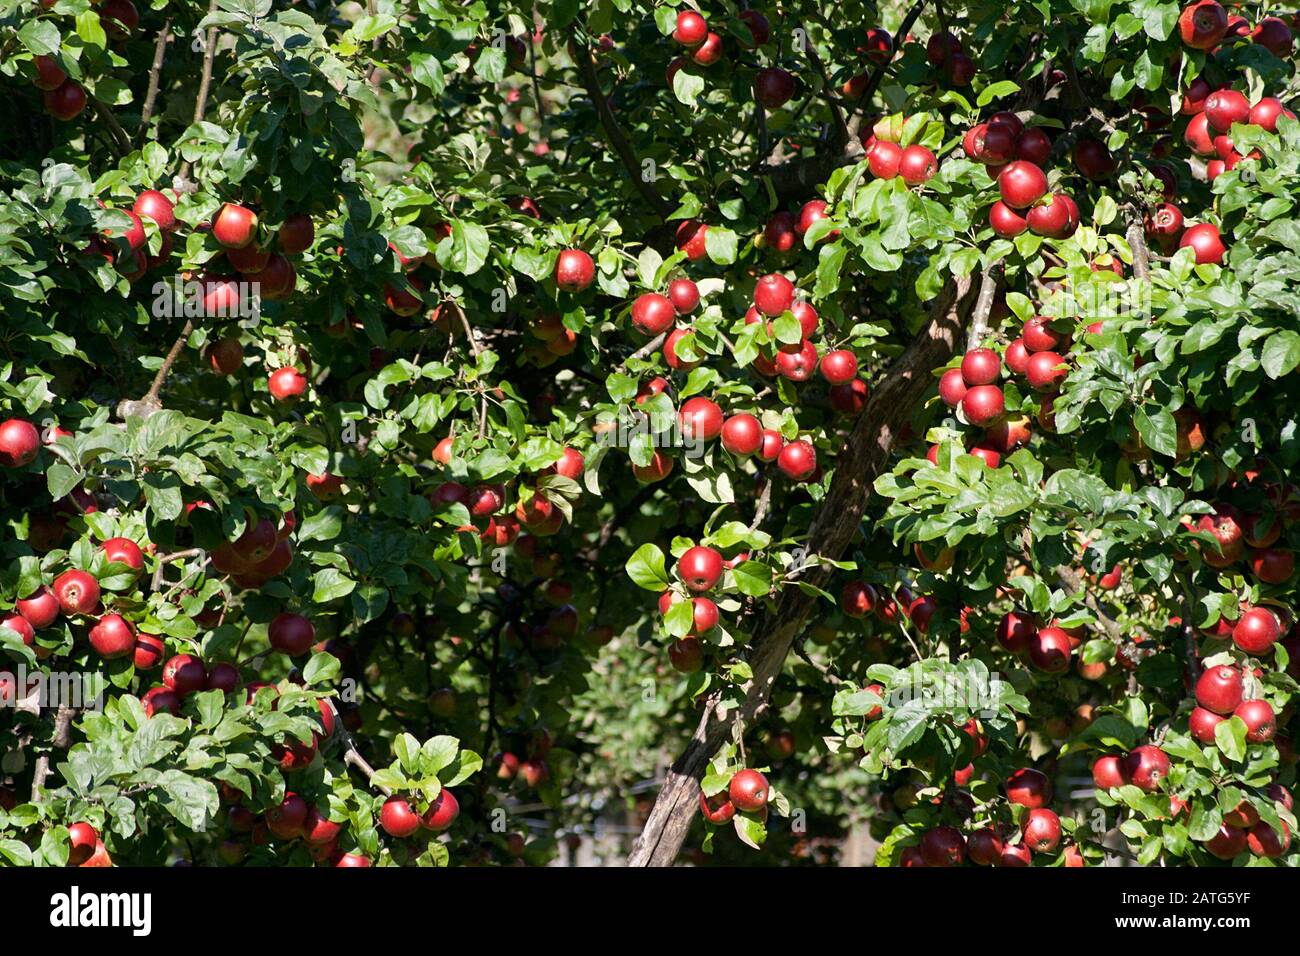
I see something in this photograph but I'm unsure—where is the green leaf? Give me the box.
[625,544,668,591]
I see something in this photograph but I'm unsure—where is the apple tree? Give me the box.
[1,0,1298,868]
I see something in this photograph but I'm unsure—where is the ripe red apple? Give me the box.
[678,397,723,441]
[1,613,34,648]
[1006,767,1053,808]
[101,537,144,575]
[775,340,817,381]
[1073,137,1116,179]
[672,10,708,47]
[1184,110,1216,156]
[757,428,783,462]
[379,796,422,837]
[1028,626,1073,673]
[764,211,799,252]
[269,612,315,656]
[996,610,1037,653]
[32,54,68,91]
[1092,755,1129,790]
[960,384,1005,426]
[819,349,858,385]
[0,419,40,468]
[1021,808,1061,853]
[632,449,675,483]
[898,145,938,186]
[1249,96,1296,133]
[44,80,86,120]
[754,68,795,109]
[663,327,700,371]
[1123,745,1170,792]
[1181,221,1228,263]
[275,213,315,254]
[1025,351,1068,391]
[16,585,60,629]
[738,9,771,48]
[268,367,308,401]
[206,662,239,692]
[675,219,709,259]
[132,189,177,232]
[777,439,817,481]
[1204,89,1251,132]
[1145,202,1184,238]
[142,686,181,717]
[53,569,100,616]
[690,32,723,66]
[728,769,769,811]
[998,161,1048,209]
[868,140,903,179]
[1027,193,1078,239]
[1195,665,1243,715]
[721,414,762,455]
[1253,16,1294,56]
[1017,127,1052,165]
[206,337,244,375]
[678,546,723,592]
[689,596,719,635]
[88,613,135,659]
[1179,0,1229,49]
[67,822,98,865]
[1249,547,1293,584]
[1235,699,1276,742]
[960,348,1001,386]
[1247,819,1291,858]
[841,581,878,617]
[1205,823,1248,859]
[554,249,595,292]
[668,636,703,672]
[989,200,1028,237]
[631,292,675,335]
[1233,606,1281,654]
[829,379,869,414]
[919,826,966,866]
[796,199,838,241]
[938,367,968,407]
[421,788,460,831]
[753,273,796,317]
[162,654,206,696]
[1189,705,1226,743]
[699,791,736,824]
[213,203,259,249]
[966,827,1003,865]
[667,277,699,314]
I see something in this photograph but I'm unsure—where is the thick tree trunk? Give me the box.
[628,275,977,866]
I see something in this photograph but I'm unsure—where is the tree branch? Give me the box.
[628,273,976,866]
[567,31,672,221]
[138,17,173,141]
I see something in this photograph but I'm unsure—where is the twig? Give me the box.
[528,16,546,121]
[327,700,390,797]
[32,704,76,799]
[567,30,672,220]
[450,300,481,356]
[1125,215,1152,282]
[150,547,203,592]
[179,0,220,181]
[135,320,194,413]
[138,18,173,141]
[618,332,667,370]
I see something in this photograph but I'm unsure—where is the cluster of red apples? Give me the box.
[699,768,771,827]
[904,767,1078,866]
[665,8,772,87]
[26,0,141,122]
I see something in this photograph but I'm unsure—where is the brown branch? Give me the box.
[1126,216,1151,282]
[138,17,173,140]
[32,704,76,799]
[967,260,1003,350]
[127,320,193,417]
[179,0,220,181]
[618,332,667,370]
[628,273,977,866]
[327,700,390,797]
[150,547,203,592]
[567,30,672,221]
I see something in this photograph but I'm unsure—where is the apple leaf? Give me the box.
[625,543,668,591]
